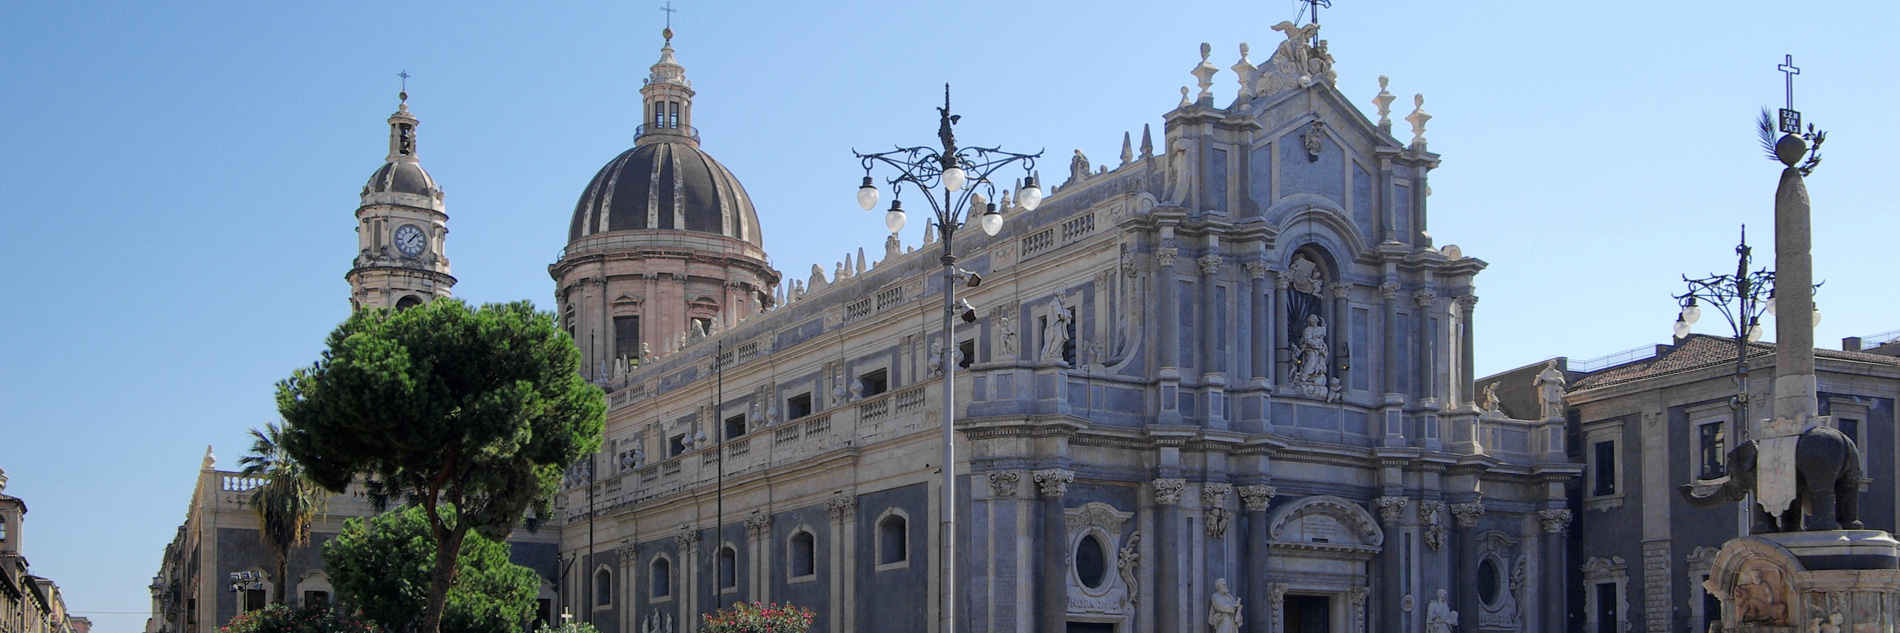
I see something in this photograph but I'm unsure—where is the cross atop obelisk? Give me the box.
[1777,55,1802,133]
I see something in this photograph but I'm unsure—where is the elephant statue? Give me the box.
[1678,424,1862,533]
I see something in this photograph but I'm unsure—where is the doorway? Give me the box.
[1065,622,1116,633]
[1284,594,1331,633]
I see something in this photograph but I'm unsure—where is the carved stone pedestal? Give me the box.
[1706,531,1900,633]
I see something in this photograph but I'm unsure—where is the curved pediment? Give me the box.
[1267,494,1383,547]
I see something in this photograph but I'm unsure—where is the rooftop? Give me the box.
[1571,333,1900,391]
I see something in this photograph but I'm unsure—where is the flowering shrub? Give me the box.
[700,602,816,633]
[533,621,600,633]
[219,603,379,633]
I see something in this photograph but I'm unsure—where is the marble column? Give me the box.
[1412,289,1437,401]
[1375,496,1408,633]
[616,541,638,633]
[1330,282,1352,393]
[1379,281,1404,444]
[823,495,857,633]
[1238,486,1276,633]
[1537,509,1572,633]
[1035,470,1075,633]
[1457,296,1477,408]
[1157,235,1183,424]
[1199,253,1227,428]
[674,528,699,633]
[745,513,772,603]
[1449,501,1484,633]
[1153,479,1186,633]
[1271,273,1292,387]
[1246,262,1271,387]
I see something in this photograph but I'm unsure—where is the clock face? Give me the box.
[394,224,426,258]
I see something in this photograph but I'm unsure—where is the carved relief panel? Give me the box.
[1063,502,1137,618]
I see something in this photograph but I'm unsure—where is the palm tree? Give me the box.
[238,422,327,605]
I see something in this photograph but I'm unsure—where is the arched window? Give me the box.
[650,558,671,598]
[1,516,8,542]
[395,295,423,310]
[877,512,908,566]
[593,568,612,606]
[718,545,738,590]
[788,531,816,579]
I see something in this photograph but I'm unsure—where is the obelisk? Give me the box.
[1769,135,1816,424]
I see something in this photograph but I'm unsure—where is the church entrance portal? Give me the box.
[1064,622,1116,633]
[1285,594,1331,633]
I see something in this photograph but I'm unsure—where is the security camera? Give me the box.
[958,298,979,323]
[955,268,983,288]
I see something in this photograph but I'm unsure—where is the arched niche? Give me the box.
[1267,495,1383,549]
[1263,195,1369,263]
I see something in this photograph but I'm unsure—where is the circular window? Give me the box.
[1477,558,1502,607]
[1075,534,1108,589]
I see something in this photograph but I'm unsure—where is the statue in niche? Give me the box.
[998,312,1017,357]
[1425,589,1458,633]
[1292,315,1332,398]
[1041,299,1072,364]
[1207,578,1242,633]
[1117,531,1141,608]
[1302,120,1325,162]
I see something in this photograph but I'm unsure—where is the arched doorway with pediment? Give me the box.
[1260,495,1381,633]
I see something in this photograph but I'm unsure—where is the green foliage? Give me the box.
[699,602,816,633]
[324,505,540,633]
[239,422,328,605]
[278,299,603,633]
[532,621,600,633]
[217,603,378,633]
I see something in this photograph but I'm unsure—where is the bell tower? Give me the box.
[345,89,456,311]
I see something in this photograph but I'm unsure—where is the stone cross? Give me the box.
[660,1,676,28]
[1777,55,1802,133]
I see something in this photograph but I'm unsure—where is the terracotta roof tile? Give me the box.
[1572,334,1900,391]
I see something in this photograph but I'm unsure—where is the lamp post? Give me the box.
[1673,226,1820,446]
[854,84,1040,633]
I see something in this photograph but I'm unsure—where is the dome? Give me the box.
[567,140,762,247]
[365,160,438,196]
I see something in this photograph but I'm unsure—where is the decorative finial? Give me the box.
[1140,124,1154,158]
[1179,86,1192,108]
[660,1,677,39]
[1232,43,1257,101]
[1372,75,1396,128]
[1405,93,1431,146]
[397,70,410,103]
[1120,131,1134,165]
[1759,54,1825,175]
[1193,44,1219,102]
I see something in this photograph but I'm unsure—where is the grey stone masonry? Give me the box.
[1641,538,1670,633]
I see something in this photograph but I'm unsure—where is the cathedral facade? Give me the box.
[554,26,1580,633]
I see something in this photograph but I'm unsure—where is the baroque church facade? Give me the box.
[553,25,1582,633]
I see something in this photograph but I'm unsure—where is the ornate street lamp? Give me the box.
[1673,226,1820,442]
[853,84,1040,633]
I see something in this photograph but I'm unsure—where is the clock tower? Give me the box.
[345,91,456,311]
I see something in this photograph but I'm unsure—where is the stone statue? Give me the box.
[1533,359,1565,420]
[927,339,944,376]
[1208,578,1241,633]
[641,342,653,365]
[1117,531,1141,607]
[998,313,1017,357]
[1287,253,1323,296]
[1677,424,1863,532]
[202,445,216,470]
[1425,589,1458,633]
[1292,315,1331,397]
[1480,382,1501,415]
[612,356,628,382]
[1041,300,1072,364]
[1069,149,1092,184]
[1734,567,1787,624]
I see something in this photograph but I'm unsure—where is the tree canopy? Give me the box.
[278,299,603,633]
[324,505,539,633]
[237,422,327,606]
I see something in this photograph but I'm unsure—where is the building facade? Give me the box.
[1534,334,1900,633]
[1,469,90,633]
[553,27,1580,633]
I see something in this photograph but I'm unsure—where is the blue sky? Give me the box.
[2,1,1895,629]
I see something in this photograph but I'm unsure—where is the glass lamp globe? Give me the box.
[1812,307,1822,328]
[1746,323,1764,343]
[1680,301,1701,325]
[1019,175,1043,211]
[943,167,967,192]
[1673,318,1690,339]
[1765,291,1777,316]
[884,201,907,233]
[857,177,880,211]
[980,203,1003,236]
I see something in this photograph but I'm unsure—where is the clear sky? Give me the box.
[2,1,1895,629]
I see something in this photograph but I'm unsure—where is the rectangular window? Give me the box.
[614,316,640,364]
[1593,440,1617,496]
[669,434,687,457]
[1699,421,1727,479]
[244,589,266,613]
[860,369,888,397]
[787,393,812,420]
[303,591,329,607]
[724,414,746,440]
[958,339,975,370]
[1063,307,1077,366]
[1351,307,1369,391]
[668,102,680,128]
[1840,418,1861,448]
